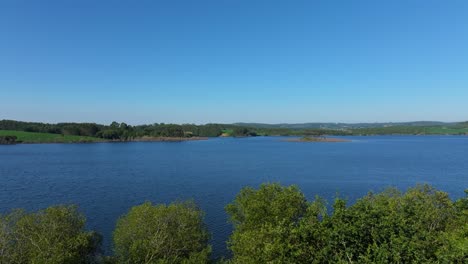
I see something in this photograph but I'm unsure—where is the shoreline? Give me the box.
[131,136,209,142]
[2,136,209,145]
[3,134,467,145]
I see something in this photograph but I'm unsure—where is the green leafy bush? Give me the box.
[113,201,211,264]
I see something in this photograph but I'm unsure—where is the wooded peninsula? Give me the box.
[0,119,467,144]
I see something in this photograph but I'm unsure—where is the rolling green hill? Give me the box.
[0,130,104,143]
[350,125,468,135]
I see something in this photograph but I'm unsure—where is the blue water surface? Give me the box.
[1,136,467,257]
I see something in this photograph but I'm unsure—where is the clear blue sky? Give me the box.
[1,0,467,124]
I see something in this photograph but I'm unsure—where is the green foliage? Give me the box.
[317,185,456,263]
[2,119,468,143]
[0,120,104,136]
[225,183,307,263]
[436,189,468,263]
[0,135,18,144]
[96,122,136,140]
[0,205,101,264]
[1,184,467,263]
[226,183,307,231]
[351,125,468,135]
[226,183,468,264]
[231,127,257,137]
[0,130,103,143]
[113,201,211,264]
[437,223,468,263]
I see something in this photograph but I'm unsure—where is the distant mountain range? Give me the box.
[233,121,457,130]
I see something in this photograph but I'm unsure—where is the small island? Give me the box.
[284,136,350,143]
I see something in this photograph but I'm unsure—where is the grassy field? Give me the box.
[0,130,104,143]
[424,126,468,134]
[221,129,233,136]
[350,126,468,135]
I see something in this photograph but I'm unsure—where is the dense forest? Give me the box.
[0,135,17,144]
[0,119,467,143]
[0,120,256,140]
[1,183,467,263]
[0,120,347,141]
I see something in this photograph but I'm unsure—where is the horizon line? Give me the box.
[1,119,465,127]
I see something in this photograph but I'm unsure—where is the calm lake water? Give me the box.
[1,136,468,257]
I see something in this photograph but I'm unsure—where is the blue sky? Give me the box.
[1,0,467,124]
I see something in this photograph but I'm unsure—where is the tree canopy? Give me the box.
[1,184,467,263]
[113,201,211,264]
[0,205,101,264]
[0,119,354,142]
[225,184,468,264]
[225,183,308,263]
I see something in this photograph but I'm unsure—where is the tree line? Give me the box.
[1,183,467,263]
[1,119,467,141]
[0,120,259,140]
[0,120,349,140]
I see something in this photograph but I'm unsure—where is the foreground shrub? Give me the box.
[0,205,101,264]
[1,184,466,263]
[225,183,307,263]
[318,185,457,263]
[113,201,210,264]
[226,183,468,264]
[436,190,468,263]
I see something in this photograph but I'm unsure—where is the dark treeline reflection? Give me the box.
[1,184,467,263]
